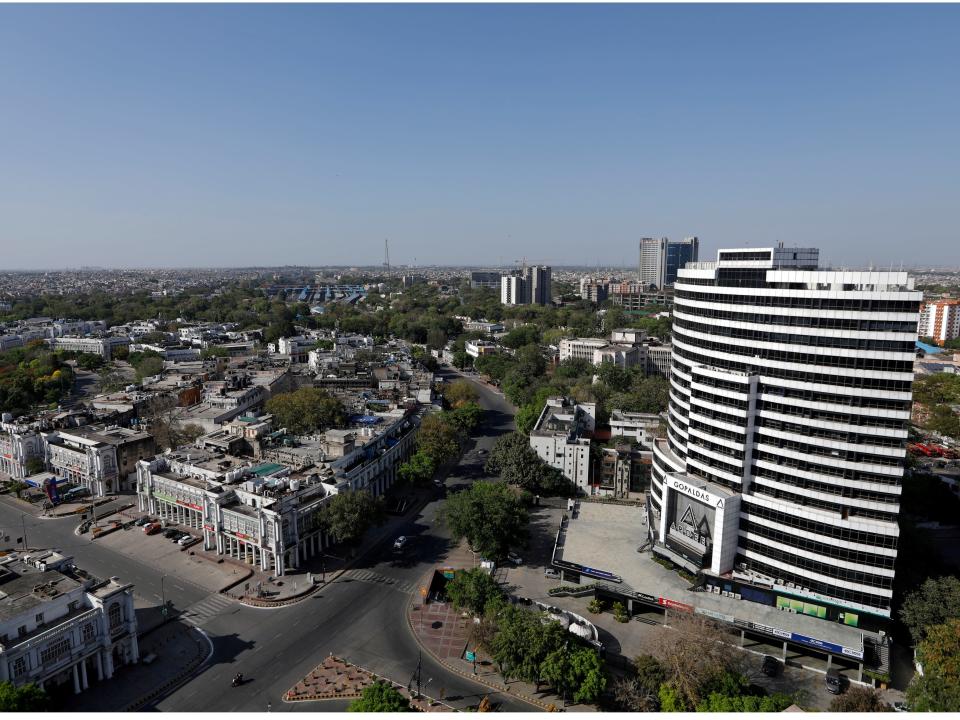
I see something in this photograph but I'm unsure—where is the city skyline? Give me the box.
[1,4,958,269]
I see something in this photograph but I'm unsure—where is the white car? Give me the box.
[393,536,408,551]
[177,534,194,546]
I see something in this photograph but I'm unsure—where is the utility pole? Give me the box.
[416,650,422,700]
[21,513,27,551]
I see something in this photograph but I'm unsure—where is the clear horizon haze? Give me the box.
[1,3,957,269]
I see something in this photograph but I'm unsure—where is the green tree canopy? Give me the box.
[347,681,412,712]
[485,432,572,496]
[0,682,50,711]
[908,618,960,711]
[444,379,479,408]
[397,451,437,486]
[900,576,960,643]
[320,491,386,546]
[265,387,347,436]
[443,481,528,561]
[417,413,462,465]
[445,567,505,617]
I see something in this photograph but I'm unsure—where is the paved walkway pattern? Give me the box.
[284,655,449,712]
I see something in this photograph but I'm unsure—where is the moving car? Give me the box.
[761,655,781,677]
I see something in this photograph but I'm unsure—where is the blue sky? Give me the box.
[0,4,957,269]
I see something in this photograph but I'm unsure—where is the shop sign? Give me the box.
[749,622,792,640]
[154,491,175,503]
[658,597,694,613]
[696,607,736,624]
[790,632,864,660]
[176,499,202,511]
[203,524,214,531]
[666,476,725,508]
[634,592,657,604]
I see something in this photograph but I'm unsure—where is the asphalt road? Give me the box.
[154,367,529,712]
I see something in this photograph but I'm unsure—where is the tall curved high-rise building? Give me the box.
[649,246,921,624]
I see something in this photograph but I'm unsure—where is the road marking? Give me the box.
[182,593,237,625]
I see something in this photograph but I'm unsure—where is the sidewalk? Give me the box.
[69,618,210,712]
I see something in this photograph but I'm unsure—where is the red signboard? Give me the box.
[176,499,202,511]
[657,597,694,613]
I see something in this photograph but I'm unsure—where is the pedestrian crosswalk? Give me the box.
[340,568,418,595]
[181,593,237,625]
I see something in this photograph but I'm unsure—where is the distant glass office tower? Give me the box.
[639,236,699,288]
[649,245,921,624]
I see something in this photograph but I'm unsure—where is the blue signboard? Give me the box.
[790,632,863,660]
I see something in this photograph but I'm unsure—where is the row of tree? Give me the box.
[446,568,607,706]
[0,341,76,416]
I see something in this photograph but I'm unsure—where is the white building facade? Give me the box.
[649,245,921,624]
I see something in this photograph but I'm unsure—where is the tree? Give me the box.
[501,325,540,349]
[540,646,607,705]
[829,685,891,712]
[0,681,50,711]
[75,352,105,371]
[25,457,46,475]
[134,355,164,381]
[490,605,566,687]
[443,481,528,561]
[900,576,960,643]
[448,402,483,435]
[444,379,479,408]
[265,387,347,436]
[97,367,127,393]
[596,362,632,393]
[320,491,386,546]
[452,350,473,370]
[417,413,462,465]
[907,618,960,711]
[347,681,412,712]
[445,567,505,616]
[612,654,667,711]
[485,432,572,496]
[652,609,741,708]
[397,451,437,486]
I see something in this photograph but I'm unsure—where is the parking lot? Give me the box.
[94,516,245,595]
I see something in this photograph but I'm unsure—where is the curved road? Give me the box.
[154,367,528,712]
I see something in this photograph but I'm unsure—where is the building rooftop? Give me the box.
[556,501,869,654]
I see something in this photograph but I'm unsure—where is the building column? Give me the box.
[826,654,833,671]
[95,652,104,681]
[782,641,788,661]
[80,658,89,690]
[103,649,114,679]
[129,633,139,663]
[72,663,81,694]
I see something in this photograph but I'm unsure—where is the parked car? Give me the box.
[177,534,194,546]
[507,551,523,565]
[761,655,781,677]
[144,522,162,535]
[163,528,180,539]
[171,531,188,542]
[134,516,153,527]
[825,669,844,694]
[544,568,561,580]
[393,536,408,551]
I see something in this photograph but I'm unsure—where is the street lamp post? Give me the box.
[160,575,167,617]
